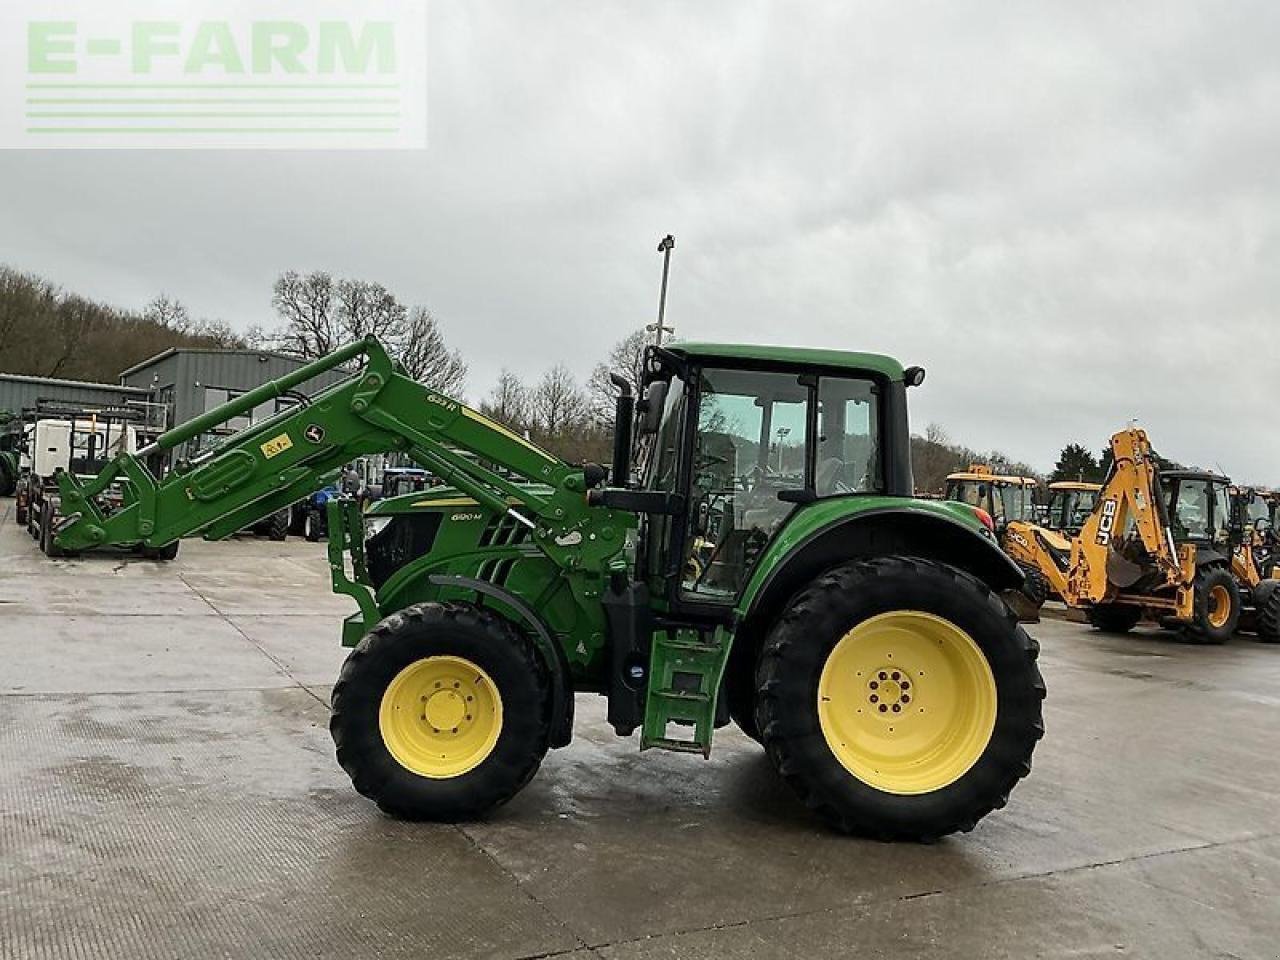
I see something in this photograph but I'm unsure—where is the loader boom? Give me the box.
[53,336,632,577]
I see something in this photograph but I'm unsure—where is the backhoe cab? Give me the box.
[53,336,1045,839]
[945,465,1045,610]
[1044,481,1101,536]
[944,465,1037,535]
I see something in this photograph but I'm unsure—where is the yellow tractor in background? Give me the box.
[1004,428,1269,643]
[946,465,1045,606]
[1044,481,1101,536]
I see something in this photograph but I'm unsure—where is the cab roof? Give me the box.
[1162,468,1231,485]
[946,468,1037,486]
[668,342,906,380]
[1049,481,1101,491]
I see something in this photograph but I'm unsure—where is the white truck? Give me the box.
[15,410,177,558]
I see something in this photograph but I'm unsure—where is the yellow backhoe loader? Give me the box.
[1004,428,1260,643]
[946,465,1045,606]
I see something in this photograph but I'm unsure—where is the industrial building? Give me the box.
[118,347,349,459]
[2,347,349,462]
[0,372,153,419]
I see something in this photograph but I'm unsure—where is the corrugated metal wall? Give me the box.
[120,348,351,458]
[0,374,151,417]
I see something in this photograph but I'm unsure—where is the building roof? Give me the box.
[0,371,151,395]
[118,346,311,380]
[667,342,906,380]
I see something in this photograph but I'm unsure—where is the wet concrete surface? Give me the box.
[1,498,1277,959]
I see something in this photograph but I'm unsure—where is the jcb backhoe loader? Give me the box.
[52,336,1045,840]
[1005,428,1247,643]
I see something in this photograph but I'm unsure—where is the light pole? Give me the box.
[646,234,676,346]
[776,427,791,472]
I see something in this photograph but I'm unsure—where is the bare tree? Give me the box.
[0,268,57,365]
[336,279,407,343]
[586,327,648,424]
[45,295,107,378]
[144,293,190,330]
[530,365,587,439]
[271,270,339,358]
[480,368,529,430]
[400,306,467,394]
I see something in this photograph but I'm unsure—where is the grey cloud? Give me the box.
[1,0,1277,478]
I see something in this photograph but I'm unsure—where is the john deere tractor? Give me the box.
[53,336,1045,839]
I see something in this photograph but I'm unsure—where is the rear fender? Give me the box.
[726,502,1022,709]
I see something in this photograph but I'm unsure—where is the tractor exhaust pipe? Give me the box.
[610,373,634,488]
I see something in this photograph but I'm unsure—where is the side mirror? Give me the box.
[639,380,668,436]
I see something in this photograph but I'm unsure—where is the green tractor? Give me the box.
[54,337,1044,839]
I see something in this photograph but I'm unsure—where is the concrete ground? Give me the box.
[1,500,1278,960]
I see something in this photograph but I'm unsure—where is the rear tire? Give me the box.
[266,510,289,541]
[755,557,1045,841]
[331,602,552,821]
[1182,565,1239,645]
[1087,604,1142,634]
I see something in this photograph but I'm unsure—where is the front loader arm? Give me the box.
[54,336,632,575]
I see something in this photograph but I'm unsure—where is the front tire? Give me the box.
[331,602,552,821]
[304,508,323,542]
[1182,565,1239,645]
[40,500,65,557]
[755,557,1045,841]
[1253,583,1280,643]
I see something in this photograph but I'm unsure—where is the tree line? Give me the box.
[3,262,1073,482]
[0,265,245,383]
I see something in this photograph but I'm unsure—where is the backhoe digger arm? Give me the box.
[1068,428,1186,603]
[53,336,632,575]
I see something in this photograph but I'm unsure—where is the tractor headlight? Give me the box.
[364,515,393,540]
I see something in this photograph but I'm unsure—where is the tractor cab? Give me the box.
[632,343,918,607]
[945,465,1037,533]
[1045,481,1101,535]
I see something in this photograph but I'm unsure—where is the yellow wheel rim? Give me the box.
[817,611,997,795]
[1208,585,1231,628]
[379,656,503,779]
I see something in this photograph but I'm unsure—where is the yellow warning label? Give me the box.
[260,433,293,460]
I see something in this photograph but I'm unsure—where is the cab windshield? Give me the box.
[1046,488,1098,533]
[945,479,1032,527]
[1164,477,1231,545]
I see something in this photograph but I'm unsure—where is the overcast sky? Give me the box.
[2,1,1278,479]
